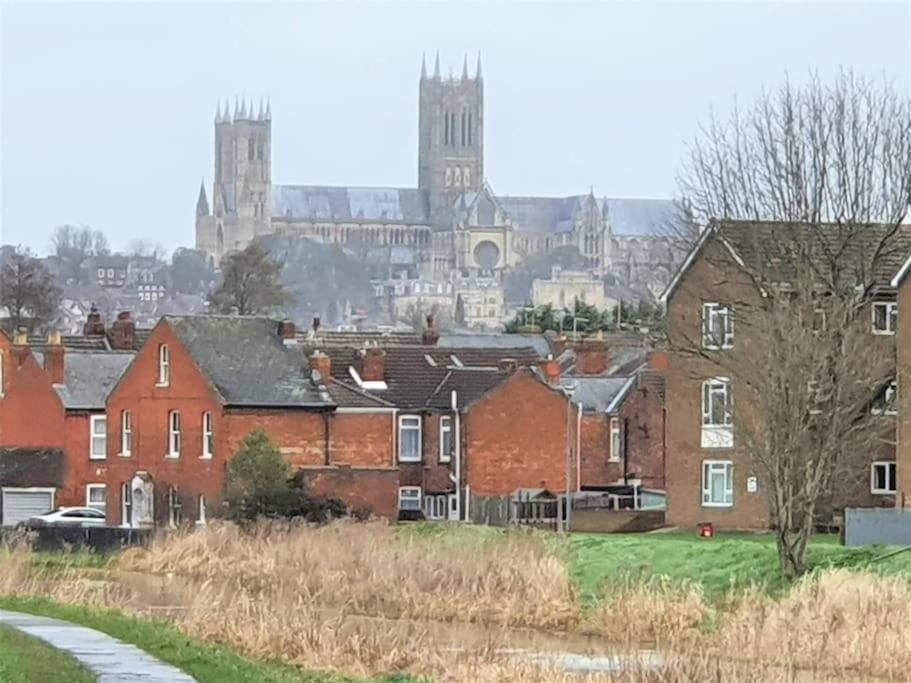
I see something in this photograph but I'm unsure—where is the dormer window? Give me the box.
[158,344,170,386]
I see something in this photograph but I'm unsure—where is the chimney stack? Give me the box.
[422,314,440,346]
[277,319,296,341]
[312,316,321,335]
[309,350,331,382]
[108,311,136,350]
[538,356,561,385]
[12,328,30,367]
[44,331,65,384]
[83,304,105,336]
[359,346,386,382]
[574,334,609,376]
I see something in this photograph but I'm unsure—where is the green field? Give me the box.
[0,622,95,683]
[569,530,911,604]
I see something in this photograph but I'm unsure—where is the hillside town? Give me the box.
[1,2,909,682]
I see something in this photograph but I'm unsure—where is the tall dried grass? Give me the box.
[118,520,578,629]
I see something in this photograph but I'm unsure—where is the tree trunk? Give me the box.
[776,528,806,577]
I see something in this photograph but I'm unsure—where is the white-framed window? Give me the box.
[871,461,897,494]
[202,412,214,458]
[702,460,734,507]
[872,380,897,416]
[120,482,132,528]
[86,484,107,513]
[702,303,734,349]
[424,493,447,520]
[439,416,452,463]
[168,486,182,527]
[96,268,105,278]
[398,415,422,462]
[609,417,621,462]
[168,410,181,457]
[120,410,132,455]
[398,486,422,511]
[872,302,897,335]
[701,377,733,448]
[158,344,170,385]
[197,495,207,525]
[89,415,107,459]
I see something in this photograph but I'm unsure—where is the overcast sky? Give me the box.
[2,1,909,254]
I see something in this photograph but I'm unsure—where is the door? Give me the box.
[447,494,459,521]
[2,489,54,527]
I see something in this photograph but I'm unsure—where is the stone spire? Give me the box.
[476,52,483,80]
[196,179,210,217]
[421,52,427,80]
[258,97,265,120]
[233,97,240,121]
[433,50,440,79]
[462,53,469,80]
[264,98,271,121]
[215,101,222,123]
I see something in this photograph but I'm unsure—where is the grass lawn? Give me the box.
[0,622,95,683]
[0,596,416,683]
[570,530,911,604]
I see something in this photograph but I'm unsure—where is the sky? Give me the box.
[1,1,909,255]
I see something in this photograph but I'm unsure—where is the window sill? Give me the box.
[701,501,734,508]
[438,457,451,464]
[155,382,170,388]
[872,330,895,336]
[200,455,213,460]
[89,455,106,461]
[398,457,422,464]
[118,452,131,458]
[871,490,896,496]
[165,454,180,459]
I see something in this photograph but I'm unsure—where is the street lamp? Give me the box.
[561,381,577,533]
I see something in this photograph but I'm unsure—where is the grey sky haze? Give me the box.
[2,1,909,254]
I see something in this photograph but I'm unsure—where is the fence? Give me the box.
[0,526,152,553]
[844,507,911,546]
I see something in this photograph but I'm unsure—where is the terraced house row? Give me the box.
[0,311,665,528]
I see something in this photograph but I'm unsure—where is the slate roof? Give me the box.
[27,335,109,351]
[497,196,676,236]
[437,334,552,358]
[53,351,135,410]
[561,376,634,413]
[0,447,66,488]
[165,316,332,408]
[299,330,422,347]
[273,185,431,224]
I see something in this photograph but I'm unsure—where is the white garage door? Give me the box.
[2,489,54,527]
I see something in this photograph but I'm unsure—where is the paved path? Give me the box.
[0,609,196,682]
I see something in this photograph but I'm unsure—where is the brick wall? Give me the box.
[0,352,66,448]
[330,411,395,467]
[465,371,568,496]
[618,372,666,490]
[898,275,911,507]
[225,410,330,468]
[301,466,399,519]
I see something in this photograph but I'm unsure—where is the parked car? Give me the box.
[21,507,107,529]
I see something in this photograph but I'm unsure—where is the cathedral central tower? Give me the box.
[418,53,484,227]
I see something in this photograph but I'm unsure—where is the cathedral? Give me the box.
[195,54,678,297]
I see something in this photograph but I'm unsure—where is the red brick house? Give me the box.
[663,221,907,530]
[0,327,135,525]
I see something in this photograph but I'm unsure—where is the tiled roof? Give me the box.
[165,316,332,408]
[326,379,394,409]
[273,185,431,224]
[54,351,135,410]
[437,334,552,357]
[424,368,511,410]
[717,220,911,291]
[27,335,109,351]
[299,330,422,347]
[320,345,542,409]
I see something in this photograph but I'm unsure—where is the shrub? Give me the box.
[223,429,346,523]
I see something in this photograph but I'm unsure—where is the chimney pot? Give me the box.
[422,313,440,346]
[108,311,136,350]
[83,304,105,336]
[44,340,65,385]
[538,358,561,385]
[359,346,386,382]
[309,350,331,383]
[312,316,321,333]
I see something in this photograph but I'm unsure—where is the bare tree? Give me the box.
[0,247,62,333]
[51,224,111,283]
[670,72,911,576]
